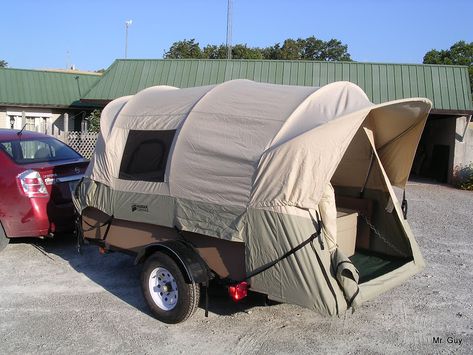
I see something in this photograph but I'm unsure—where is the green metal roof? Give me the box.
[83,59,473,113]
[0,68,101,108]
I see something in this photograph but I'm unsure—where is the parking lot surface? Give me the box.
[0,181,472,354]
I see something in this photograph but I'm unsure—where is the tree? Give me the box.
[202,44,227,59]
[261,43,282,60]
[319,39,352,61]
[0,60,7,68]
[423,41,473,93]
[280,39,301,60]
[86,109,102,133]
[299,37,325,60]
[276,36,352,61]
[231,44,264,59]
[164,36,352,62]
[164,39,202,59]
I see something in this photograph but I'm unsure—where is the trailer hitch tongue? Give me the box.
[228,281,249,302]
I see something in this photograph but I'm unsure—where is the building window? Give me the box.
[8,116,16,129]
[6,112,52,132]
[119,130,176,182]
[25,117,36,131]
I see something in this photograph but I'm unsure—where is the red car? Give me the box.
[0,129,88,251]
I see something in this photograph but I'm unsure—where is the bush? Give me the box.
[87,109,101,133]
[452,164,473,190]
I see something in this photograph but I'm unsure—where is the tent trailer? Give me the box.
[73,79,431,323]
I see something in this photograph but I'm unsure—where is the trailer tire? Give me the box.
[0,222,9,253]
[141,251,200,324]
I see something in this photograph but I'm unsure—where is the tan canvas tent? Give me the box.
[74,79,431,323]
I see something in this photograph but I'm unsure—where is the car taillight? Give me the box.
[17,170,49,198]
[228,281,249,302]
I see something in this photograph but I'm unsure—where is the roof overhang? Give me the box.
[429,108,473,117]
[0,102,99,110]
[80,98,112,107]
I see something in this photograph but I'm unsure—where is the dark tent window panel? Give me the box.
[119,130,176,182]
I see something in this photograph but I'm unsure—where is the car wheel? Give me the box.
[141,251,200,324]
[0,222,9,252]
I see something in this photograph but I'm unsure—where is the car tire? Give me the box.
[0,222,9,252]
[141,251,200,324]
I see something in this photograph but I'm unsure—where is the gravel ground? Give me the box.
[0,181,472,354]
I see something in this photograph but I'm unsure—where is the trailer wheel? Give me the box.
[141,251,200,324]
[0,222,9,252]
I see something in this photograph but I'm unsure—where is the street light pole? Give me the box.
[125,20,132,59]
[226,0,233,60]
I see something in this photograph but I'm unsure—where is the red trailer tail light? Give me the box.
[98,246,109,254]
[228,281,249,302]
[17,170,49,198]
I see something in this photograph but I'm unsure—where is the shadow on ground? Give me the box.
[10,235,272,319]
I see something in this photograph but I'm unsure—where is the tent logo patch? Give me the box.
[131,204,148,212]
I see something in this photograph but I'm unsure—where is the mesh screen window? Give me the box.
[119,130,176,182]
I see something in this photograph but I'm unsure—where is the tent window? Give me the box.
[119,130,176,182]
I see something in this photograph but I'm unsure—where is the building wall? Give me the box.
[454,117,473,168]
[0,106,89,137]
[0,108,7,129]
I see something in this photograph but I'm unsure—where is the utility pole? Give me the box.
[66,50,71,70]
[226,0,233,60]
[125,20,133,59]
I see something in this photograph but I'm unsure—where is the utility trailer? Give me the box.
[74,80,431,323]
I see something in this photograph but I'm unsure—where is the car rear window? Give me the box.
[0,137,82,164]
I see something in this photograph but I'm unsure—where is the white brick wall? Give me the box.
[0,109,8,129]
[454,117,473,168]
[0,107,64,133]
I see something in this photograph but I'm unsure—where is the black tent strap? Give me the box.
[347,287,360,308]
[333,259,360,309]
[173,226,212,317]
[335,260,360,277]
[224,210,323,284]
[77,214,114,247]
[310,241,340,314]
[174,224,321,285]
[401,190,408,219]
[244,230,321,281]
[75,215,85,254]
[81,215,114,233]
[360,150,375,198]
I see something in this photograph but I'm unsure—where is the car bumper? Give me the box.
[4,198,75,238]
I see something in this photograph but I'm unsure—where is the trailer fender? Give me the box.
[135,240,210,284]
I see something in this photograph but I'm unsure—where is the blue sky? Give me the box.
[1,0,472,72]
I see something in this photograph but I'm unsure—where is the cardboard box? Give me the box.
[335,196,373,250]
[336,209,358,257]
